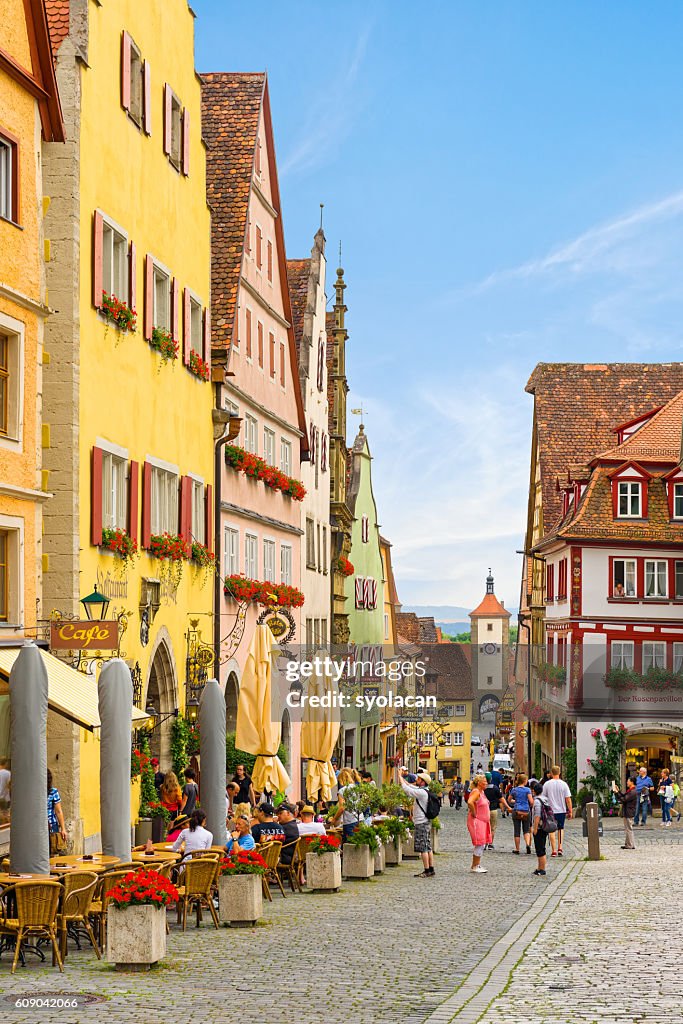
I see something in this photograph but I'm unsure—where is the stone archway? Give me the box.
[225,672,239,736]
[145,631,178,771]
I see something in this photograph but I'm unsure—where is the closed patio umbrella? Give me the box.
[235,625,291,794]
[301,652,340,803]
[9,642,49,874]
[199,679,227,847]
[98,659,132,862]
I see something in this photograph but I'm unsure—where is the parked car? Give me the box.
[471,735,482,746]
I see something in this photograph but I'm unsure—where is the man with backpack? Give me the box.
[399,768,440,878]
[531,780,557,877]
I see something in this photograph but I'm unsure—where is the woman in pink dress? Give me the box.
[467,774,492,873]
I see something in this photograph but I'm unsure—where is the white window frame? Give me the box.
[244,532,258,579]
[189,294,203,354]
[263,537,276,582]
[674,483,683,520]
[169,90,182,170]
[0,135,16,222]
[642,641,666,673]
[148,457,179,536]
[610,640,634,671]
[617,480,642,518]
[97,439,129,532]
[280,543,292,585]
[451,732,464,746]
[152,258,171,332]
[100,212,129,301]
[280,438,292,475]
[0,514,24,627]
[613,558,637,598]
[224,526,239,577]
[644,559,667,599]
[244,414,258,455]
[128,38,144,126]
[263,427,276,466]
[454,704,466,717]
[0,311,24,450]
[190,475,205,545]
[361,514,369,543]
[422,732,434,747]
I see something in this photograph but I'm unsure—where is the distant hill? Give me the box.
[404,604,518,623]
[437,622,470,636]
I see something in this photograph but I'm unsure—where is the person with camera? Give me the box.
[399,767,435,878]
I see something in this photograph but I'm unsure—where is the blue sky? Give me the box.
[194,1,683,609]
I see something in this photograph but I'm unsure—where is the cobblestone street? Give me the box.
[2,807,682,1024]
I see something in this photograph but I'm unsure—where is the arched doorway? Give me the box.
[145,636,177,770]
[625,723,683,803]
[225,672,239,736]
[281,708,291,775]
[479,694,500,722]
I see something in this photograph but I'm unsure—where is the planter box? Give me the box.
[374,843,386,874]
[431,827,441,854]
[403,834,420,859]
[384,837,403,865]
[342,843,374,879]
[106,904,166,971]
[134,819,152,847]
[218,873,262,926]
[151,816,166,843]
[306,851,342,892]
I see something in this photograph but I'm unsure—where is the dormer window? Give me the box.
[617,481,641,518]
[674,483,683,520]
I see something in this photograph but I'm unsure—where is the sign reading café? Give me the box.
[50,620,119,651]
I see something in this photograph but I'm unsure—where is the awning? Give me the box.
[0,647,148,731]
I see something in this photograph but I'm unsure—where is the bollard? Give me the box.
[586,801,601,860]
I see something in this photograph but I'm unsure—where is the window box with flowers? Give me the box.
[304,834,342,891]
[106,869,179,969]
[191,541,216,588]
[188,349,210,381]
[101,291,137,334]
[149,532,190,589]
[337,556,354,578]
[149,326,179,368]
[537,662,566,686]
[217,850,266,925]
[101,527,138,574]
[223,574,305,609]
[605,667,683,691]
[224,444,306,501]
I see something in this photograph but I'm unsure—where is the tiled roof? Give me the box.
[45,0,69,54]
[422,643,474,701]
[526,363,683,537]
[286,258,310,359]
[201,72,265,357]
[395,613,440,644]
[469,592,510,619]
[597,390,683,465]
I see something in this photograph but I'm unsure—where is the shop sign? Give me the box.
[257,607,296,644]
[50,620,119,651]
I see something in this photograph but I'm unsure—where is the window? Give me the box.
[317,338,325,391]
[384,613,389,640]
[153,263,170,331]
[319,619,328,645]
[617,481,642,518]
[645,560,667,598]
[280,342,286,387]
[451,732,464,746]
[102,451,127,530]
[546,563,555,601]
[0,134,18,222]
[168,90,182,169]
[0,327,20,442]
[674,643,683,674]
[128,39,144,125]
[102,220,128,300]
[280,439,292,475]
[321,525,327,574]
[255,225,263,270]
[305,618,313,645]
[244,415,258,454]
[676,561,683,600]
[269,332,276,378]
[422,732,434,747]
[224,527,239,576]
[643,642,666,673]
[361,515,369,543]
[245,309,252,359]
[263,539,275,582]
[674,483,683,519]
[255,139,262,177]
[245,533,258,578]
[558,558,567,599]
[191,478,204,545]
[0,529,7,621]
[611,641,634,670]
[150,466,178,534]
[306,518,315,568]
[190,297,202,354]
[280,544,292,585]
[0,336,7,436]
[263,427,275,466]
[454,704,466,716]
[487,675,493,684]
[487,623,493,632]
[613,559,636,598]
[257,322,264,368]
[316,523,321,572]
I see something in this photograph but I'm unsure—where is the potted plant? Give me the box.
[217,849,266,926]
[431,816,441,854]
[383,816,409,866]
[343,823,378,880]
[106,869,178,970]
[149,532,190,589]
[304,834,342,892]
[139,802,172,844]
[372,824,388,873]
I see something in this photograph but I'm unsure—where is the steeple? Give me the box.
[486,568,494,594]
[333,243,346,330]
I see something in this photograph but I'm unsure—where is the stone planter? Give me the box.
[218,873,263,926]
[431,827,441,854]
[403,833,420,859]
[384,837,403,865]
[374,843,386,874]
[106,904,166,971]
[306,851,342,892]
[151,816,166,843]
[134,819,152,847]
[342,843,374,879]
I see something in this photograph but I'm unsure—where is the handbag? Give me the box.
[512,810,529,821]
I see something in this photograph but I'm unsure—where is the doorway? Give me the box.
[146,638,177,771]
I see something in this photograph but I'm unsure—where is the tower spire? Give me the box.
[486,568,494,594]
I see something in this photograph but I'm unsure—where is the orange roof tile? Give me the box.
[286,258,310,359]
[45,0,69,54]
[597,390,683,464]
[469,592,510,619]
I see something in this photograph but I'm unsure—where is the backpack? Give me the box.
[539,797,557,833]
[424,791,441,821]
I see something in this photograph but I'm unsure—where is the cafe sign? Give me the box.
[50,619,119,651]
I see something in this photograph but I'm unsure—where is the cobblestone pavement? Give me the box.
[2,808,682,1024]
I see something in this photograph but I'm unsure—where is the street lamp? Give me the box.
[144,704,179,731]
[186,695,200,722]
[80,584,111,620]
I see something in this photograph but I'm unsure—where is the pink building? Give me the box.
[202,73,309,791]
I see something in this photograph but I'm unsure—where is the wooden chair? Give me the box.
[57,871,100,961]
[259,841,285,900]
[277,840,301,894]
[0,881,63,974]
[295,837,313,888]
[174,858,219,931]
[90,869,138,948]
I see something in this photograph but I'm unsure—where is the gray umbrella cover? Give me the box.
[9,643,49,874]
[98,659,132,862]
[199,679,227,847]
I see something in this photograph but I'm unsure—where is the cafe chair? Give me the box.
[259,841,285,900]
[0,881,63,974]
[90,869,137,948]
[174,858,219,931]
[277,840,302,894]
[57,871,100,961]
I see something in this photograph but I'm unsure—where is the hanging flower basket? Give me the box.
[149,532,190,589]
[150,327,179,367]
[188,349,210,381]
[223,574,305,608]
[101,527,138,575]
[130,746,150,781]
[337,556,354,577]
[101,292,137,333]
[225,444,306,501]
[191,541,216,588]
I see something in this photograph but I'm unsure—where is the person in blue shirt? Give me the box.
[225,815,256,853]
[633,766,654,826]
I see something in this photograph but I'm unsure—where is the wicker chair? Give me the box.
[90,869,139,948]
[277,840,302,894]
[0,881,63,974]
[174,858,219,931]
[57,871,100,961]
[259,841,285,900]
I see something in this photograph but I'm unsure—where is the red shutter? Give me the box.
[144,254,154,340]
[128,241,136,313]
[204,484,213,553]
[245,309,252,358]
[91,446,103,546]
[183,287,191,365]
[182,108,190,175]
[370,579,378,609]
[257,322,263,366]
[121,31,131,111]
[163,84,172,155]
[267,240,272,281]
[128,460,139,543]
[143,61,152,134]
[93,211,104,308]
[171,277,179,341]
[141,461,152,548]
[355,577,364,609]
[202,307,211,371]
[256,225,262,269]
[280,342,285,387]
[179,475,192,542]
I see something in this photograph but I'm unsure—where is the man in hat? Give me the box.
[297,806,326,837]
[399,768,435,878]
[274,803,300,865]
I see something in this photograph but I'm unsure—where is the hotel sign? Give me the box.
[50,620,119,651]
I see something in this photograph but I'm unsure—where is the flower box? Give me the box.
[134,819,152,847]
[106,905,166,970]
[189,349,210,381]
[374,843,386,874]
[431,827,440,854]
[223,574,304,609]
[218,873,262,926]
[384,837,403,866]
[402,834,420,859]
[101,527,138,566]
[342,843,373,879]
[149,326,178,365]
[225,444,306,501]
[337,556,354,577]
[101,291,137,333]
[305,850,342,892]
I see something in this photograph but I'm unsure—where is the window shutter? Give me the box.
[355,577,365,609]
[256,226,262,269]
[257,322,263,366]
[183,287,191,365]
[121,31,131,111]
[269,332,275,377]
[182,108,190,175]
[141,461,152,548]
[202,307,211,371]
[370,579,378,609]
[309,421,316,463]
[280,342,285,387]
[91,446,103,546]
[143,61,152,134]
[204,484,212,553]
[363,578,372,609]
[321,432,327,472]
[267,240,272,281]
[317,339,324,390]
[128,241,136,312]
[246,309,252,358]
[171,277,179,341]
[163,84,172,156]
[179,475,192,542]
[128,459,139,543]
[92,211,104,308]
[144,254,154,340]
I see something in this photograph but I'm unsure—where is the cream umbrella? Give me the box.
[300,652,340,803]
[235,624,291,794]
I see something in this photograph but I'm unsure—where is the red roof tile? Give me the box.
[422,643,474,701]
[469,592,510,619]
[597,390,683,465]
[45,0,69,54]
[286,258,310,359]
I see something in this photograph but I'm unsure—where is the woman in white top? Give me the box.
[172,808,213,859]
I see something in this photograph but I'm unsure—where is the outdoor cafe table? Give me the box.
[0,872,54,885]
[49,854,120,873]
[131,851,181,864]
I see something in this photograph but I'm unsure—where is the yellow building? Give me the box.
[417,644,473,787]
[42,0,214,850]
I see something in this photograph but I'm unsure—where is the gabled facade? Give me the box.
[469,571,510,722]
[417,643,474,786]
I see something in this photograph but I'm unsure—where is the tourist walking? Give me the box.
[180,768,199,815]
[612,778,637,849]
[454,777,464,809]
[47,769,67,854]
[232,764,256,807]
[467,774,492,873]
[633,766,654,826]
[509,773,534,854]
[657,768,674,827]
[542,766,573,857]
[399,768,435,877]
[448,785,456,807]
[483,772,511,850]
[531,781,556,877]
[160,771,183,820]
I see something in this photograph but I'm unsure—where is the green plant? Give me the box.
[345,823,379,854]
[303,834,342,855]
[339,782,383,822]
[138,801,171,828]
[379,782,413,812]
[188,348,211,381]
[383,816,410,841]
[605,666,683,691]
[581,723,627,812]
[101,527,138,574]
[138,735,157,808]
[537,662,567,685]
[150,326,178,366]
[428,779,443,797]
[130,744,149,782]
[561,745,578,798]
[191,541,216,588]
[101,291,137,333]
[225,732,287,776]
[171,717,191,779]
[218,850,267,876]
[534,740,542,780]
[108,869,178,908]
[149,532,190,590]
[372,823,390,844]
[431,816,441,831]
